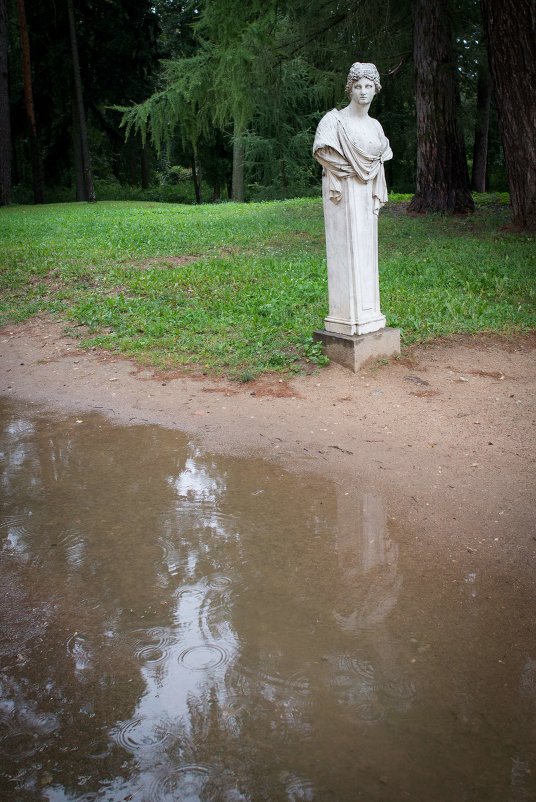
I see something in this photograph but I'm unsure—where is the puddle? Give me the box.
[0,398,534,801]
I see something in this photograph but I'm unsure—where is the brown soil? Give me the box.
[1,318,535,578]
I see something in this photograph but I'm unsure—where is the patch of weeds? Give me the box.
[303,337,330,366]
[1,196,534,377]
[236,370,257,383]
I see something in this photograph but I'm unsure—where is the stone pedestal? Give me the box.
[313,327,400,372]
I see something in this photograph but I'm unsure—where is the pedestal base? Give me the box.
[313,327,401,372]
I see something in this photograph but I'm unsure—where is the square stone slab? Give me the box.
[313,327,401,372]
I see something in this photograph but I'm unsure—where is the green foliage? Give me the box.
[0,198,533,378]
[6,0,513,208]
[11,178,206,206]
[118,0,420,201]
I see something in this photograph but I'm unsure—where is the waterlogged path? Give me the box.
[1,399,535,801]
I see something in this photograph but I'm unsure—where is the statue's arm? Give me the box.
[314,145,350,172]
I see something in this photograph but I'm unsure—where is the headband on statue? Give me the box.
[345,62,382,98]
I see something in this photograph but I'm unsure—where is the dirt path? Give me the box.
[1,319,535,579]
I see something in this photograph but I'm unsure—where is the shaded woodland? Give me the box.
[0,0,534,228]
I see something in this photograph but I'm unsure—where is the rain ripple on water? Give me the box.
[111,716,171,752]
[148,764,211,802]
[176,643,230,671]
[131,627,181,667]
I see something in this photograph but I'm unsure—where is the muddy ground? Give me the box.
[1,319,535,585]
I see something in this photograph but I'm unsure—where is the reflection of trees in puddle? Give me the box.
[0,401,412,799]
[2,400,534,800]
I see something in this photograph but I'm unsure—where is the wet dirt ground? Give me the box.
[0,320,535,800]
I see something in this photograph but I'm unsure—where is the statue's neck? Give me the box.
[342,102,371,121]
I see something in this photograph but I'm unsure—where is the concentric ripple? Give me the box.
[354,700,385,722]
[0,513,29,535]
[131,627,180,666]
[148,764,210,802]
[282,772,315,802]
[207,574,233,591]
[112,716,170,751]
[0,515,32,558]
[339,655,375,684]
[58,529,86,568]
[176,643,230,671]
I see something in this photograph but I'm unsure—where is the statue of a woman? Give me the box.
[313,63,393,336]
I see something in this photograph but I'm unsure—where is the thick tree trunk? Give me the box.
[0,0,12,206]
[408,0,474,214]
[231,120,245,202]
[67,0,95,202]
[481,0,536,231]
[16,0,44,203]
[471,61,492,193]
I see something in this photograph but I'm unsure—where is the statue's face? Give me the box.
[351,78,376,105]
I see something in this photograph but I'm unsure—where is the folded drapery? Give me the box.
[313,109,393,214]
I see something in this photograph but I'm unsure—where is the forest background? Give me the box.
[0,0,534,230]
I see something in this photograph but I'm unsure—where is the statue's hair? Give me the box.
[345,62,382,98]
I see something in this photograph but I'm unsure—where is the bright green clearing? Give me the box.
[0,196,534,378]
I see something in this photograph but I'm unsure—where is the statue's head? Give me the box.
[345,62,382,98]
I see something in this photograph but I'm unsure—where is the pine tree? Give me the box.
[0,0,11,205]
[408,0,474,213]
[16,0,44,203]
[481,0,536,231]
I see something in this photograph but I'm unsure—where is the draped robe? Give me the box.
[313,109,393,336]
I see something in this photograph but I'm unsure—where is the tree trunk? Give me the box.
[67,0,95,202]
[192,144,201,203]
[480,0,536,231]
[140,141,150,189]
[128,147,137,185]
[471,60,492,192]
[231,120,245,202]
[16,0,44,203]
[279,142,288,196]
[408,0,474,214]
[211,180,221,202]
[0,0,12,206]
[72,88,85,200]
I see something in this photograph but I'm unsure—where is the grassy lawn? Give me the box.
[0,196,534,379]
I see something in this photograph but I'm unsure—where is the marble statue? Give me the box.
[313,63,393,336]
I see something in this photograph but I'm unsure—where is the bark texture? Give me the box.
[67,0,95,202]
[140,142,150,189]
[71,90,85,201]
[192,146,201,204]
[16,0,44,203]
[481,0,536,231]
[471,61,492,192]
[231,121,245,202]
[408,0,474,213]
[0,0,11,205]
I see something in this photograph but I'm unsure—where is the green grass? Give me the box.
[0,196,534,378]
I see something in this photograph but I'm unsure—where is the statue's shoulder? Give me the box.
[313,109,343,153]
[370,116,384,131]
[316,108,340,128]
[315,108,341,135]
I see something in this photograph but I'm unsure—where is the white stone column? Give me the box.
[322,174,386,336]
